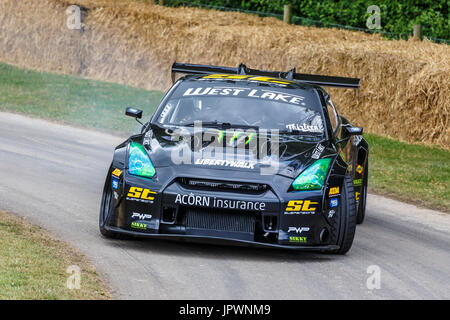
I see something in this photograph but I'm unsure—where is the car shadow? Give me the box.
[102,235,340,263]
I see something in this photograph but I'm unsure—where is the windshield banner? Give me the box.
[183,87,307,106]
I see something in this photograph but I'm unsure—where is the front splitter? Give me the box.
[104,226,339,252]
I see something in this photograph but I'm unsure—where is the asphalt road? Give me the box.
[0,112,449,299]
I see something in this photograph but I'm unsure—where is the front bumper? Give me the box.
[107,168,342,251]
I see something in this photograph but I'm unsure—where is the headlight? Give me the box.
[292,158,331,191]
[128,142,156,178]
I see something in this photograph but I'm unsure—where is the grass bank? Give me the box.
[0,62,448,212]
[0,210,110,299]
[366,134,449,212]
[0,62,164,134]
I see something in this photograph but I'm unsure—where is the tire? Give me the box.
[99,169,128,239]
[356,159,368,224]
[329,175,357,254]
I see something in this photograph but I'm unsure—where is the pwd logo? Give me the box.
[131,213,152,220]
[288,227,310,234]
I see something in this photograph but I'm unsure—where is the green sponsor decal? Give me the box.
[289,236,307,243]
[131,222,148,230]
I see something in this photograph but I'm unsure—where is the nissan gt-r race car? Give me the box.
[99,62,369,254]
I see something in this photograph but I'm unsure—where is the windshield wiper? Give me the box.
[182,120,220,127]
[182,121,259,130]
[277,131,324,142]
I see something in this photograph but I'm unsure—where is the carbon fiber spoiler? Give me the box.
[171,62,361,90]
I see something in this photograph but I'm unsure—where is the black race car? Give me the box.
[99,62,369,254]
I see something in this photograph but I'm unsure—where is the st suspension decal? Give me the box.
[284,200,318,214]
[127,187,157,203]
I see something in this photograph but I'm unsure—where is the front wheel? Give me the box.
[329,175,357,254]
[99,169,128,239]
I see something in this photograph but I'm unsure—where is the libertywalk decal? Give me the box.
[194,158,256,169]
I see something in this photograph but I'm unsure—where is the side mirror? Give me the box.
[125,107,143,119]
[345,126,363,135]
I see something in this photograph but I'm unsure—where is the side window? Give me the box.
[326,100,339,134]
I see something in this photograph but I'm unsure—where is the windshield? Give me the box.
[155,80,325,136]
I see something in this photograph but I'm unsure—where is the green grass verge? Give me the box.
[0,211,110,299]
[365,134,449,212]
[0,62,448,212]
[0,62,164,134]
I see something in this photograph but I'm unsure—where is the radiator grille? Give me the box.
[179,178,268,193]
[182,208,256,233]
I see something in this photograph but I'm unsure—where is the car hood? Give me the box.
[134,124,336,179]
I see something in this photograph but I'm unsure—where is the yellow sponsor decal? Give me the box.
[329,187,340,196]
[289,236,307,243]
[355,192,360,201]
[202,74,294,85]
[131,222,148,230]
[112,168,122,177]
[356,164,364,175]
[285,200,318,214]
[202,74,249,80]
[127,187,156,201]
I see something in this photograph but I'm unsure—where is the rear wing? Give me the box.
[171,62,361,91]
